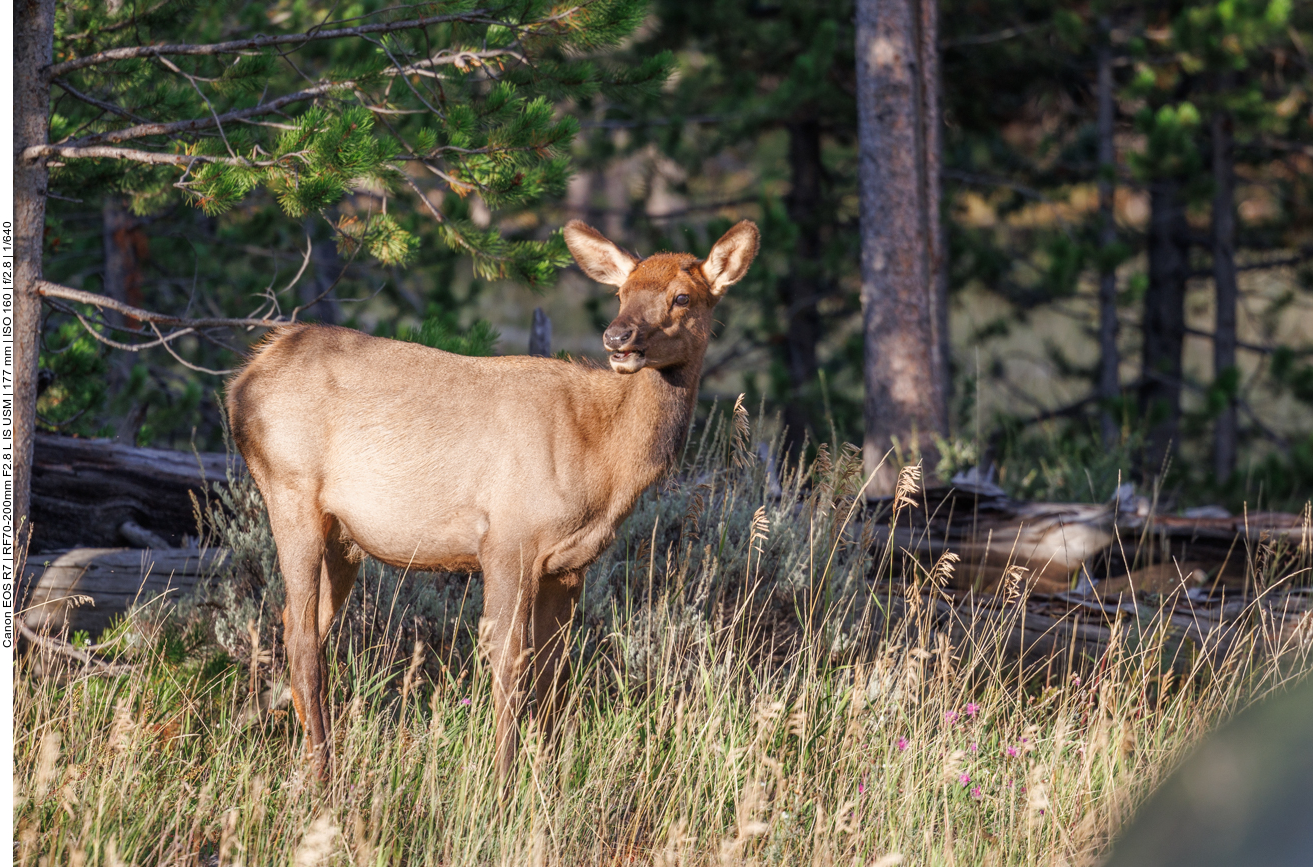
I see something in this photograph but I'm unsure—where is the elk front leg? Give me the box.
[480,554,534,786]
[533,571,581,745]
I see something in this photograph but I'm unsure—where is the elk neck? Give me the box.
[605,351,705,485]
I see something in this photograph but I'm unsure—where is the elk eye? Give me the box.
[674,293,690,307]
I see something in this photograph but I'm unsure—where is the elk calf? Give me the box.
[226,220,759,781]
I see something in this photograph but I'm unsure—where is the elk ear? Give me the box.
[563,220,638,287]
[700,220,760,296]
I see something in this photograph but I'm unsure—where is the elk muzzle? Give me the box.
[603,320,646,373]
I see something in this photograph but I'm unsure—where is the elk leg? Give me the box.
[314,519,360,740]
[533,571,581,745]
[267,497,331,780]
[480,555,534,786]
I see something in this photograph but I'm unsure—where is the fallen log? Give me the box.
[864,482,1310,595]
[22,547,228,639]
[30,432,243,553]
[865,482,1117,593]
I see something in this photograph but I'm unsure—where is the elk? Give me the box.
[226,219,760,781]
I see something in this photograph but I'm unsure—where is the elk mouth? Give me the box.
[609,349,646,373]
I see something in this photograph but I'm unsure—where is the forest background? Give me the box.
[25,0,1313,514]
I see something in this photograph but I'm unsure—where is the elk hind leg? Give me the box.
[267,493,331,779]
[314,518,360,729]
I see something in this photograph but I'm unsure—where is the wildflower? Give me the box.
[1071,675,1081,687]
[965,703,979,718]
[858,776,867,795]
[970,786,982,800]
[1006,746,1018,758]
[969,742,978,753]
[945,711,958,724]
[896,737,908,751]
[958,773,971,786]
[460,697,471,706]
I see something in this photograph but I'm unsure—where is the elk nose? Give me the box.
[603,323,634,351]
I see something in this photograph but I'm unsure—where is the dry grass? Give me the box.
[14,409,1313,866]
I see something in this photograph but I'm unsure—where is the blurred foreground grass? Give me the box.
[15,405,1313,866]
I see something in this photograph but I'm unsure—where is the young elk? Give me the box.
[226,220,759,781]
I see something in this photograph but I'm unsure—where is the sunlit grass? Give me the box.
[15,408,1313,866]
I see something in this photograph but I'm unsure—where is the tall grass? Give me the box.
[15,405,1313,866]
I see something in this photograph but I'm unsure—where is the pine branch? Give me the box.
[46,10,498,77]
[23,144,284,166]
[57,82,343,149]
[37,282,285,328]
[62,0,178,41]
[54,47,531,150]
[52,77,151,122]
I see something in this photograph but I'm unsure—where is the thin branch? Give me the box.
[943,22,1046,49]
[19,620,133,675]
[62,0,177,40]
[149,322,235,375]
[52,77,151,123]
[47,297,198,351]
[1182,326,1313,357]
[403,175,446,223]
[942,168,1051,202]
[37,281,285,329]
[46,9,497,77]
[59,80,347,150]
[23,144,280,167]
[580,114,724,130]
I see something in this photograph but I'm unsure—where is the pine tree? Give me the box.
[857,0,948,494]
[13,0,666,557]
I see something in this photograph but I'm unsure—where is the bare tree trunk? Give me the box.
[1096,22,1121,448]
[1211,88,1238,482]
[102,197,147,443]
[529,307,552,357]
[922,0,950,429]
[302,217,342,324]
[1140,178,1190,477]
[14,0,58,565]
[780,120,825,456]
[856,0,947,495]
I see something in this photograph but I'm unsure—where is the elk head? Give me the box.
[564,220,760,374]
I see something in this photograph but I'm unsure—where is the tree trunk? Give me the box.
[856,0,947,495]
[303,217,343,324]
[922,0,949,430]
[780,120,825,456]
[14,0,58,566]
[1140,178,1190,476]
[102,197,147,443]
[1211,96,1238,482]
[1096,23,1121,447]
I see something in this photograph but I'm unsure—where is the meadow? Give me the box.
[15,405,1313,866]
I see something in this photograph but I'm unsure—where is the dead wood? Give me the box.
[30,432,242,553]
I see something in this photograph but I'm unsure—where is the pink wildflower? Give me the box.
[970,786,982,800]
[945,711,959,724]
[970,742,978,753]
[1006,746,1018,757]
[460,697,471,706]
[896,737,908,751]
[965,703,979,717]
[958,773,971,786]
